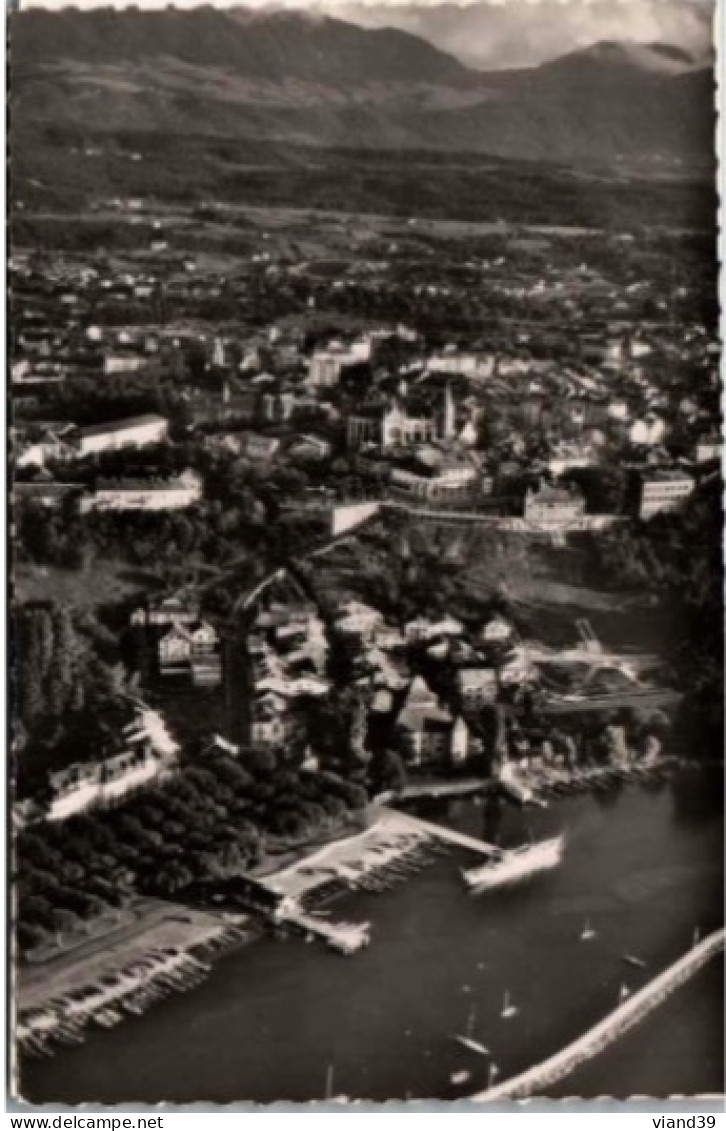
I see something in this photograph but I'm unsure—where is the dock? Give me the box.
[384,807,498,857]
[276,908,371,955]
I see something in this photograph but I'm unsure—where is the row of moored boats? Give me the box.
[18,925,247,1059]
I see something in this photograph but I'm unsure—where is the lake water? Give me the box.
[20,768,724,1104]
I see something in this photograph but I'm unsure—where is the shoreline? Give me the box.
[16,760,720,1059]
[16,901,258,1062]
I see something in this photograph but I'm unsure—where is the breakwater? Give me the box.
[474,928,726,1101]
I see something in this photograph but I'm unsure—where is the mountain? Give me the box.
[9,8,715,209]
[312,0,714,73]
[11,7,470,86]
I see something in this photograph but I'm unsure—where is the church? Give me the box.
[347,384,457,451]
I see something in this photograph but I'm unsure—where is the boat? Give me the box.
[454,1005,490,1057]
[501,990,518,1020]
[619,983,631,1002]
[622,954,646,969]
[692,926,701,948]
[580,919,597,941]
[463,835,564,892]
[486,1062,500,1090]
[450,1070,471,1086]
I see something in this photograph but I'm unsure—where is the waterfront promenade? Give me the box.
[474,928,726,1101]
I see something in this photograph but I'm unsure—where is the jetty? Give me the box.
[276,908,371,955]
[389,808,498,857]
[473,927,725,1101]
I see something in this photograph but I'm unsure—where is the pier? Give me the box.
[473,928,726,1101]
[386,807,498,857]
[275,908,371,955]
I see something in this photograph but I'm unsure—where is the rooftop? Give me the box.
[79,413,168,439]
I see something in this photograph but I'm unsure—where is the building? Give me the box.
[15,423,78,469]
[458,666,499,708]
[130,595,200,628]
[103,354,147,376]
[42,707,179,823]
[289,434,332,461]
[348,393,451,451]
[237,433,281,462]
[249,692,300,747]
[77,413,169,457]
[523,482,586,527]
[695,435,721,464]
[390,452,478,502]
[427,352,495,381]
[404,616,464,643]
[480,616,514,644]
[158,619,219,669]
[335,600,384,640]
[79,469,203,513]
[395,676,471,765]
[629,415,667,448]
[638,471,695,520]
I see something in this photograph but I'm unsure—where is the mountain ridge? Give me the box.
[10,5,715,209]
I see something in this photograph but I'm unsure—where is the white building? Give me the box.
[77,413,169,457]
[458,667,498,707]
[629,415,667,448]
[335,600,384,639]
[79,469,202,513]
[638,472,695,519]
[103,355,147,376]
[43,707,179,823]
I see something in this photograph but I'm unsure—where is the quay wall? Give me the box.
[473,928,725,1102]
[327,499,622,536]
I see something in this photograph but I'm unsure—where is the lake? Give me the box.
[20,767,724,1104]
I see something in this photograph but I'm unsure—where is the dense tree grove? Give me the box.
[593,478,724,754]
[15,750,368,957]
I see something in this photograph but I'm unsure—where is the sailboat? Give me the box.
[580,919,597,941]
[692,926,701,948]
[487,1061,500,1090]
[501,990,518,1019]
[454,1005,490,1056]
[619,983,631,1002]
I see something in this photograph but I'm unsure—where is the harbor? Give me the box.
[20,764,724,1104]
[16,901,255,1062]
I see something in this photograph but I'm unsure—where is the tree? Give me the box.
[371,749,406,793]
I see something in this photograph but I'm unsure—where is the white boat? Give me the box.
[450,1070,471,1086]
[463,835,564,892]
[622,954,646,969]
[501,990,518,1020]
[580,919,597,941]
[619,983,631,1002]
[487,1062,500,1089]
[454,1005,490,1056]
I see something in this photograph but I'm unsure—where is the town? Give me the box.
[11,195,722,1065]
